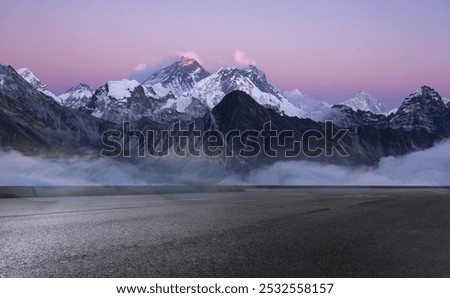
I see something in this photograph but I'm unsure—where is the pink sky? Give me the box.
[1,0,449,105]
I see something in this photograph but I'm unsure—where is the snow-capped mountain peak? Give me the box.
[81,79,165,123]
[283,89,332,121]
[143,56,210,97]
[389,85,449,132]
[90,79,155,103]
[171,65,305,118]
[341,91,387,114]
[284,88,307,99]
[407,85,443,103]
[62,83,93,94]
[17,67,62,104]
[106,79,141,99]
[17,68,47,90]
[177,55,199,67]
[59,83,94,109]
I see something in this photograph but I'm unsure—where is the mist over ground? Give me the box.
[0,152,227,186]
[226,139,450,186]
[1,139,450,186]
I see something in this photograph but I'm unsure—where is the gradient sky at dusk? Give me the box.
[1,0,449,105]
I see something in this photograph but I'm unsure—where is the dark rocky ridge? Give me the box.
[0,65,114,156]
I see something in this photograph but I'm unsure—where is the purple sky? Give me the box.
[1,0,449,105]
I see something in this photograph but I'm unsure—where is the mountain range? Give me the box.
[18,57,398,123]
[1,58,450,175]
[0,65,111,156]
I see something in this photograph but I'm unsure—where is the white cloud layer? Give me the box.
[133,63,147,72]
[1,139,450,186]
[0,152,227,186]
[225,139,450,186]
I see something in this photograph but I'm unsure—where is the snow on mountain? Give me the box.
[328,104,390,129]
[402,86,444,108]
[107,79,141,99]
[17,68,47,90]
[143,56,210,97]
[0,68,6,87]
[17,68,62,104]
[103,79,156,100]
[59,83,94,109]
[170,65,305,118]
[82,79,164,123]
[283,89,331,121]
[341,91,387,114]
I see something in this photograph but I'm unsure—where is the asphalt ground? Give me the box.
[1,187,449,277]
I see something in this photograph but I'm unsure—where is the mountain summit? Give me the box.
[17,68,62,104]
[143,56,210,96]
[341,91,387,114]
[59,83,94,109]
[171,65,304,118]
[82,79,160,123]
[390,86,450,132]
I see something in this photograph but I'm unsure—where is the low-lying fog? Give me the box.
[1,139,450,186]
